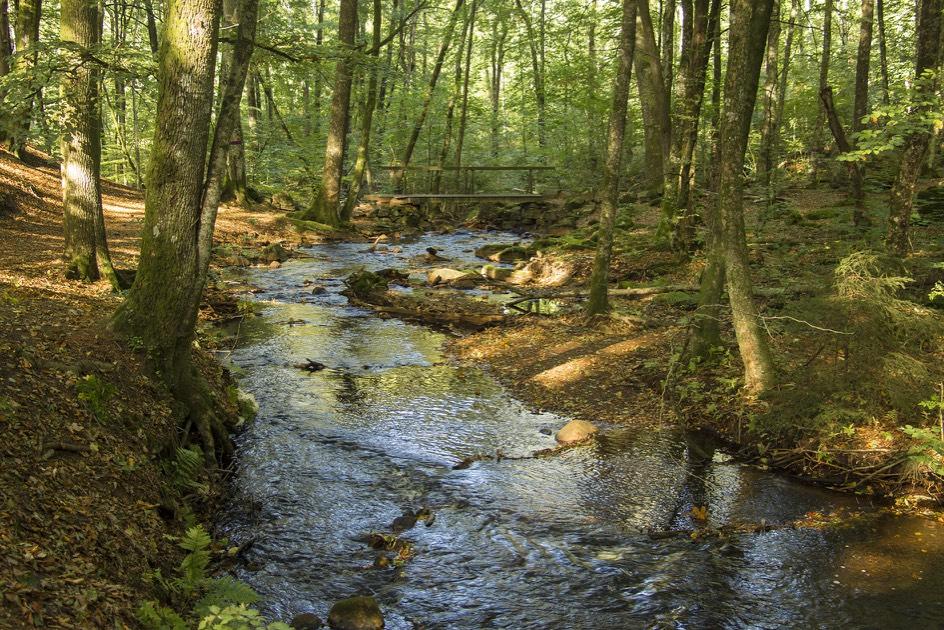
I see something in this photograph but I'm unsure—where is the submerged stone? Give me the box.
[555,419,598,444]
[327,596,384,630]
[291,612,323,629]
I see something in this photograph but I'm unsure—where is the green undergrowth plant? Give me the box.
[755,251,944,440]
[138,525,289,630]
[76,373,116,422]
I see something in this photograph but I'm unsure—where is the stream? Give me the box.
[218,231,944,629]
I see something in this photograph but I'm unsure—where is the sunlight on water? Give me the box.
[218,231,944,629]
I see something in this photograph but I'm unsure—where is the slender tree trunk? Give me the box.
[720,0,776,394]
[820,86,867,225]
[394,0,465,191]
[306,0,358,225]
[454,0,477,176]
[586,0,637,316]
[586,0,599,173]
[886,0,942,255]
[142,0,159,55]
[342,0,382,220]
[758,0,781,190]
[115,0,258,464]
[513,0,546,150]
[8,0,42,154]
[61,0,118,288]
[660,0,675,104]
[634,0,670,195]
[220,0,248,205]
[693,0,776,396]
[876,0,889,105]
[434,3,472,193]
[0,0,11,78]
[811,0,832,182]
[660,0,718,251]
[852,0,873,135]
[487,9,507,158]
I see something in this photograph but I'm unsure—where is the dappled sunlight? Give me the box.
[530,333,659,388]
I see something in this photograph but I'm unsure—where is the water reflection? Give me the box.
[219,231,944,629]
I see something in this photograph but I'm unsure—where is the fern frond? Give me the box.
[194,576,260,618]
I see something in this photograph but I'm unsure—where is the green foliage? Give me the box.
[163,447,209,495]
[197,605,291,630]
[139,525,274,630]
[76,374,116,422]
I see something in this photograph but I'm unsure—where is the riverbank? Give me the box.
[442,187,944,505]
[0,148,322,627]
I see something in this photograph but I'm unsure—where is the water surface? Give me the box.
[219,231,944,629]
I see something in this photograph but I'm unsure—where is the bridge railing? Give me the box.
[374,164,557,195]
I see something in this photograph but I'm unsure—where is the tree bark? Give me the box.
[634,0,671,195]
[394,0,465,191]
[811,0,832,182]
[852,0,873,135]
[307,0,358,225]
[876,0,889,104]
[342,0,382,220]
[115,0,258,464]
[513,0,546,150]
[586,0,637,315]
[7,0,41,154]
[820,85,866,225]
[694,0,776,395]
[659,0,719,251]
[886,0,942,256]
[486,6,508,158]
[60,0,119,288]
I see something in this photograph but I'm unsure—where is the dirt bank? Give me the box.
[0,148,317,627]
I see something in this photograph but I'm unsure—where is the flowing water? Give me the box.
[219,231,944,629]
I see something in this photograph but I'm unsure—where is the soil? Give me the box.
[0,147,321,628]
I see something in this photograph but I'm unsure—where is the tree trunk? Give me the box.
[876,0,889,104]
[307,0,358,225]
[659,0,719,251]
[0,0,11,78]
[342,0,382,220]
[811,0,832,182]
[394,0,465,191]
[142,0,159,55]
[454,0,477,177]
[115,0,258,465]
[60,0,120,289]
[852,0,873,135]
[634,0,670,195]
[758,0,781,189]
[433,3,472,193]
[694,0,776,395]
[513,0,546,150]
[886,0,942,256]
[7,0,41,154]
[220,0,248,205]
[487,8,507,158]
[660,0,676,105]
[586,0,637,316]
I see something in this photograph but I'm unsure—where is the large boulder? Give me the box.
[489,245,534,263]
[555,420,598,444]
[481,265,513,281]
[474,243,515,260]
[327,596,384,630]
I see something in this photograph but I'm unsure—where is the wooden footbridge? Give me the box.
[364,164,558,203]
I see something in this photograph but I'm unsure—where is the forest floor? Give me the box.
[0,148,316,628]
[442,182,944,507]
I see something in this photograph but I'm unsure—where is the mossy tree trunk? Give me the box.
[886,0,942,256]
[7,0,41,154]
[307,0,357,226]
[718,0,776,394]
[60,0,120,289]
[693,0,776,395]
[585,0,637,316]
[114,0,258,466]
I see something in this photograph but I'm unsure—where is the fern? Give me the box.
[197,604,292,629]
[165,447,208,494]
[194,577,260,618]
[137,600,189,630]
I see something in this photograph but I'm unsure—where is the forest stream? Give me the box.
[218,231,944,629]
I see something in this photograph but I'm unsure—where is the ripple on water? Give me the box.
[219,231,944,629]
